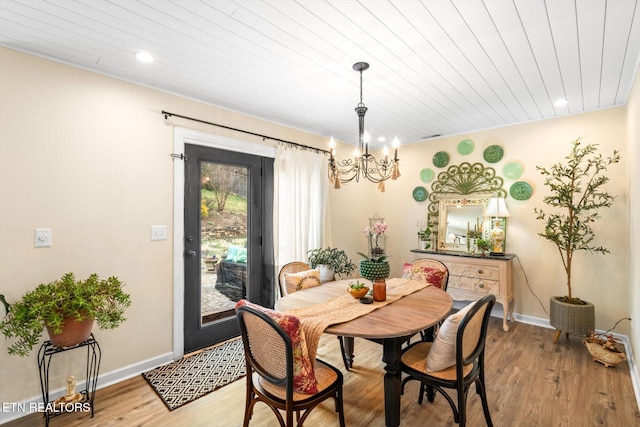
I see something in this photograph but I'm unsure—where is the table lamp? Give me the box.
[484,197,510,255]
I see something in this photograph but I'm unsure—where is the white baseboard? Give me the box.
[0,352,174,425]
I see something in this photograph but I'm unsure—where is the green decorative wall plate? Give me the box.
[433,151,449,168]
[503,161,524,180]
[420,168,434,183]
[510,181,532,200]
[483,145,504,163]
[413,186,428,202]
[457,139,474,155]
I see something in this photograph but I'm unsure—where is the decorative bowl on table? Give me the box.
[347,281,370,299]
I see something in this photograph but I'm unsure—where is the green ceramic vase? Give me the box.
[359,261,390,281]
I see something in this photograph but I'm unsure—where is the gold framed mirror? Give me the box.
[437,196,490,252]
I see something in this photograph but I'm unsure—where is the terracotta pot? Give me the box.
[46,316,95,348]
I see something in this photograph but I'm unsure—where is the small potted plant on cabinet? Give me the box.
[476,238,490,256]
[417,226,432,250]
[307,247,356,282]
[0,272,132,357]
[534,138,619,343]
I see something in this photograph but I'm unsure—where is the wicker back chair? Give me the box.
[278,262,312,297]
[409,258,450,341]
[410,258,450,291]
[236,305,345,427]
[277,261,351,371]
[400,294,496,427]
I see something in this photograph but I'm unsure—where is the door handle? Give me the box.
[185,250,197,258]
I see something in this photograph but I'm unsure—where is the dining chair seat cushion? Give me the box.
[402,341,473,380]
[402,262,446,288]
[284,269,322,292]
[257,359,339,400]
[236,300,318,393]
[426,300,478,372]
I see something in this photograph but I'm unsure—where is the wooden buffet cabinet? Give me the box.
[411,250,515,331]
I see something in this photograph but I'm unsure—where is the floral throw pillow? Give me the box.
[402,262,446,288]
[284,269,321,292]
[235,300,318,394]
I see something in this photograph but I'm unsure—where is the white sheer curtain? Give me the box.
[274,145,331,270]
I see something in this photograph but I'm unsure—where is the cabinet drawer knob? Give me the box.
[477,269,483,274]
[478,282,485,288]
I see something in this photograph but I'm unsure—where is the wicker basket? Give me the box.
[583,340,627,367]
[549,296,595,335]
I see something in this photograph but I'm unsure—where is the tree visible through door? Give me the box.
[200,162,248,324]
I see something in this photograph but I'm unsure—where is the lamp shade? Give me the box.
[484,197,511,217]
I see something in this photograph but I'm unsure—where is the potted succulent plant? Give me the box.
[347,280,370,299]
[0,272,132,356]
[307,247,356,282]
[534,138,620,343]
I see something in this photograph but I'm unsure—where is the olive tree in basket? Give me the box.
[534,138,619,342]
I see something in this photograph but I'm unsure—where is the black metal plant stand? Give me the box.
[37,334,101,426]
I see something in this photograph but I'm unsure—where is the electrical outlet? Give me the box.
[151,225,168,241]
[35,228,51,248]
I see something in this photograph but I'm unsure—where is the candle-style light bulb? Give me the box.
[392,137,399,160]
[329,137,335,160]
[363,131,370,156]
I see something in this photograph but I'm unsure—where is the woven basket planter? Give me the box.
[549,296,595,336]
[359,261,390,281]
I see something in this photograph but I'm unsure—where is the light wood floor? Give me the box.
[6,318,640,426]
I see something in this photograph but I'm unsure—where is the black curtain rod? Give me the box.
[161,110,330,155]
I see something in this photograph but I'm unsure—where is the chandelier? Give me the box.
[328,62,400,192]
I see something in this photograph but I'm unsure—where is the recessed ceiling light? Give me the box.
[554,98,568,107]
[135,51,154,63]
[377,136,386,143]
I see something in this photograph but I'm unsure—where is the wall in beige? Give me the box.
[0,48,327,409]
[627,60,640,374]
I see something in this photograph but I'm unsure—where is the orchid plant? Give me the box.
[364,221,388,237]
[363,221,388,261]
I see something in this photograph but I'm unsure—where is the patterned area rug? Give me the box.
[142,337,246,410]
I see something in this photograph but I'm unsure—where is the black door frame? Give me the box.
[172,128,276,358]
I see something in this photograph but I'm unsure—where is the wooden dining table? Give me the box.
[275,279,453,427]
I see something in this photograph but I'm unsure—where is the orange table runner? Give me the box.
[284,277,430,364]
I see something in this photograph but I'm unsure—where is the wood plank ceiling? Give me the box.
[1,0,638,148]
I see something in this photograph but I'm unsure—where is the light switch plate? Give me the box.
[151,225,168,241]
[35,228,51,248]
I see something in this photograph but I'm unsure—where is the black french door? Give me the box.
[183,144,274,353]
